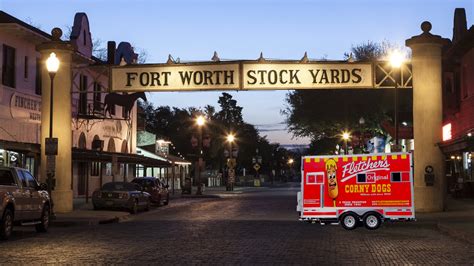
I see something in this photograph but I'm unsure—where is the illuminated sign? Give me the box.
[110,61,373,92]
[111,63,240,92]
[442,123,452,141]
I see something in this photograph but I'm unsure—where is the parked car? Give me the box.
[0,167,50,240]
[131,177,170,205]
[92,182,151,214]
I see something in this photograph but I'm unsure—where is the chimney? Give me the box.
[453,8,467,43]
[107,41,116,65]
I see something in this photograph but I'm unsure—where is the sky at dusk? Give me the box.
[1,0,473,145]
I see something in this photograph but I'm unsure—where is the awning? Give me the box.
[438,137,474,154]
[0,140,40,154]
[72,148,171,167]
[137,147,191,165]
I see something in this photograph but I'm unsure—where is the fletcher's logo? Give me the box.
[340,158,390,182]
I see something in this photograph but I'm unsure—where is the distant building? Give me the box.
[136,131,191,193]
[440,8,474,197]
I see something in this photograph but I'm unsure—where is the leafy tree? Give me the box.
[215,93,243,128]
[285,41,412,154]
[140,92,285,178]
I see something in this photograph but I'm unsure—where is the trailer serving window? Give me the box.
[306,172,324,185]
[391,172,410,182]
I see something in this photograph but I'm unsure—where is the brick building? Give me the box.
[440,8,474,197]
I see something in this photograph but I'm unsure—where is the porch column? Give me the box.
[406,22,450,212]
[37,28,74,213]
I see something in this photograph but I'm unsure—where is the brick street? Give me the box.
[1,185,473,264]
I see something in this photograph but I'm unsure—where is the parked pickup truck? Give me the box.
[0,167,50,240]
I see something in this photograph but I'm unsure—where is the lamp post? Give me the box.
[195,115,205,195]
[226,133,235,191]
[390,51,404,151]
[342,131,350,155]
[288,158,294,181]
[359,117,365,153]
[45,52,60,218]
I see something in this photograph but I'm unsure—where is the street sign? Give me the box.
[45,138,58,156]
[253,163,261,172]
[227,158,236,169]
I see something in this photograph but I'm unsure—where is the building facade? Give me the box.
[0,11,148,199]
[440,8,474,197]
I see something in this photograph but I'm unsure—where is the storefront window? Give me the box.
[0,150,4,166]
[464,152,473,182]
[25,157,35,175]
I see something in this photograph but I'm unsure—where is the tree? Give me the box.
[215,93,243,128]
[140,92,284,179]
[343,40,404,61]
[284,41,412,154]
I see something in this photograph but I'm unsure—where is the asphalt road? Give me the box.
[1,184,474,264]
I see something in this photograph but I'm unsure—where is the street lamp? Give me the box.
[195,115,206,195]
[342,131,351,155]
[389,50,405,151]
[287,158,294,166]
[45,52,60,218]
[226,133,235,191]
[46,52,59,139]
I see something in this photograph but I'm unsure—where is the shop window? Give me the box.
[79,75,88,114]
[91,162,100,176]
[35,58,42,95]
[24,56,28,79]
[25,157,35,175]
[464,152,473,182]
[2,44,16,88]
[93,82,102,112]
[122,93,129,118]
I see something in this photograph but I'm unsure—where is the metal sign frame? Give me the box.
[109,60,411,92]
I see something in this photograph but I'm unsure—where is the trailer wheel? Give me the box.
[363,212,382,230]
[340,213,358,230]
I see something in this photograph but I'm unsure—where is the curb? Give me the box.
[179,194,221,199]
[51,213,131,227]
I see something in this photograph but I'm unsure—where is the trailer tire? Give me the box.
[340,213,358,230]
[363,212,382,230]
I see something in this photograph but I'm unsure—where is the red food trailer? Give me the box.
[297,152,415,230]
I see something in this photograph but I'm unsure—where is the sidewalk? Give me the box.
[51,185,268,226]
[51,198,131,227]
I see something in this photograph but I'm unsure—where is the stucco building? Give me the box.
[0,11,168,200]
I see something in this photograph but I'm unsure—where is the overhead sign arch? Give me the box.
[110,60,412,92]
